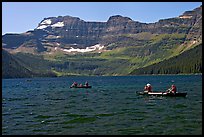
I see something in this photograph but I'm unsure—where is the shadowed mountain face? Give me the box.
[2,49,33,78]
[2,5,202,78]
[2,49,57,78]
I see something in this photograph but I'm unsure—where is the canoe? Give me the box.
[70,86,92,88]
[137,91,187,97]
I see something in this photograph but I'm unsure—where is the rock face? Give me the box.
[184,6,202,42]
[2,5,202,53]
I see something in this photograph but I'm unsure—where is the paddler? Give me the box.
[144,83,153,93]
[85,81,89,87]
[167,84,177,94]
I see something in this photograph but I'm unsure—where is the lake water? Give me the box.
[2,75,202,135]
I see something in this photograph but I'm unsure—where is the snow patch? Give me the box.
[94,44,104,50]
[46,35,61,39]
[37,20,64,29]
[62,44,104,53]
[51,22,64,28]
[179,15,192,19]
[192,40,196,44]
[41,19,52,25]
[37,19,52,29]
[37,25,49,29]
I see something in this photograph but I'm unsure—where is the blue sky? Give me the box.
[2,2,202,35]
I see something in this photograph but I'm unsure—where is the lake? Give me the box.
[2,75,202,135]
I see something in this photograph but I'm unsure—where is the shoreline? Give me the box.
[2,73,202,79]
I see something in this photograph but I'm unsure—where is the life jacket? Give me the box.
[171,85,177,93]
[147,86,152,92]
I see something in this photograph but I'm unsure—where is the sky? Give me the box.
[2,2,202,35]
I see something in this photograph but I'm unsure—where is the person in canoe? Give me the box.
[144,85,148,93]
[166,84,177,94]
[71,81,78,88]
[84,81,89,87]
[144,83,153,93]
[79,83,83,87]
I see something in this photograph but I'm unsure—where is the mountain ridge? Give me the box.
[3,5,202,53]
[2,5,202,78]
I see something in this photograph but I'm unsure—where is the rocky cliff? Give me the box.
[2,5,202,54]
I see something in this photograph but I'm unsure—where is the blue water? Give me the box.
[2,75,202,135]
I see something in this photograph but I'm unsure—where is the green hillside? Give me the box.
[2,50,57,78]
[129,43,202,75]
[3,32,202,78]
[40,33,188,76]
[2,50,33,78]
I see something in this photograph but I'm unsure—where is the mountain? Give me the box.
[2,5,202,78]
[3,6,202,53]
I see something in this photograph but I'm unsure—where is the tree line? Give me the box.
[130,43,202,75]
